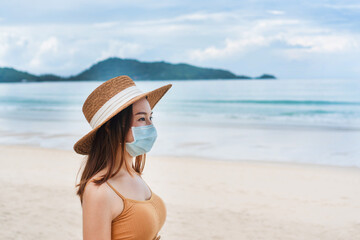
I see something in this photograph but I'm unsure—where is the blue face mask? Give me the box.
[125,124,158,157]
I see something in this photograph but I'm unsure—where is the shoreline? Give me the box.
[0,117,359,168]
[1,142,359,170]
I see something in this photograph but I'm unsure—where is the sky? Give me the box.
[0,0,360,79]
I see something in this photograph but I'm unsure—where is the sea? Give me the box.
[0,78,359,168]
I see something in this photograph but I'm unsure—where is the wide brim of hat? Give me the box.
[73,83,172,155]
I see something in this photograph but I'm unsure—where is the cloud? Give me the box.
[133,11,239,25]
[97,40,146,62]
[0,3,360,79]
[30,36,60,68]
[0,32,32,70]
[322,3,360,10]
[0,24,150,75]
[186,18,360,62]
[188,35,268,60]
[267,10,285,15]
[282,34,359,57]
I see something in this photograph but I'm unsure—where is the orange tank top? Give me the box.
[105,180,167,240]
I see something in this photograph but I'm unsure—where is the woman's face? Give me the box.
[125,97,153,144]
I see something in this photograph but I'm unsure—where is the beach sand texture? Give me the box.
[0,144,359,240]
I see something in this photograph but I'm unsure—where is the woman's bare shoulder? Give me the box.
[82,176,113,239]
[83,178,109,204]
[83,173,126,222]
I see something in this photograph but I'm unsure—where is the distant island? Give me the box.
[0,57,276,83]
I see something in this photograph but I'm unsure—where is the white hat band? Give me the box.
[89,85,144,129]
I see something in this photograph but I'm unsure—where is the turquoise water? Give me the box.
[0,78,359,167]
[0,78,359,127]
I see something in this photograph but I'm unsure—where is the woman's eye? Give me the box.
[138,117,153,121]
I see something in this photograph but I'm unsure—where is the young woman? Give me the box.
[73,75,172,240]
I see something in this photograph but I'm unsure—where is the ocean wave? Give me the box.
[179,99,360,106]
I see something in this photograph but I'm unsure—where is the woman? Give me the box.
[73,75,172,240]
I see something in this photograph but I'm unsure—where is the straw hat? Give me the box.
[73,75,172,155]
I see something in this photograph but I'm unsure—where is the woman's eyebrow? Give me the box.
[135,111,153,116]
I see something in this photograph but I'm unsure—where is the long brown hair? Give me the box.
[75,101,148,205]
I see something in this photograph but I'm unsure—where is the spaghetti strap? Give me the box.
[106,181,126,201]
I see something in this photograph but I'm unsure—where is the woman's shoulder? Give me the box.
[82,176,114,231]
[83,173,127,222]
[83,177,109,201]
[83,169,114,198]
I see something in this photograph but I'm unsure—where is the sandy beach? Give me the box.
[1,144,359,240]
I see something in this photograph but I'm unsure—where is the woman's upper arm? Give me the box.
[82,181,113,240]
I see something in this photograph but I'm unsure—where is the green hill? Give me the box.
[0,57,276,82]
[67,58,258,80]
[0,67,39,83]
